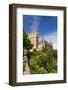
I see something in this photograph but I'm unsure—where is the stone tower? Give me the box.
[28,32,38,49]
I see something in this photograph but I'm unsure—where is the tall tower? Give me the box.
[28,32,38,49]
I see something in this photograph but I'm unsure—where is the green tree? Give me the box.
[53,50,57,58]
[23,31,33,50]
[29,49,57,74]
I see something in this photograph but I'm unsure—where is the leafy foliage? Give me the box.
[29,48,57,74]
[23,31,33,50]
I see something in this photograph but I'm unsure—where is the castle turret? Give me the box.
[28,32,38,49]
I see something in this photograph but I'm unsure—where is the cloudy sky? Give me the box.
[23,15,57,49]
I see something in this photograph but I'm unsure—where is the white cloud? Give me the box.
[30,16,41,32]
[39,31,57,50]
[29,16,57,50]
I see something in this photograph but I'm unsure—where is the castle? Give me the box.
[28,32,52,51]
[23,32,53,75]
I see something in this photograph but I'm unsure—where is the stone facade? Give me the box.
[28,32,38,49]
[28,32,52,50]
[23,49,31,75]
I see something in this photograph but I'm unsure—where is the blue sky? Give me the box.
[23,15,57,49]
